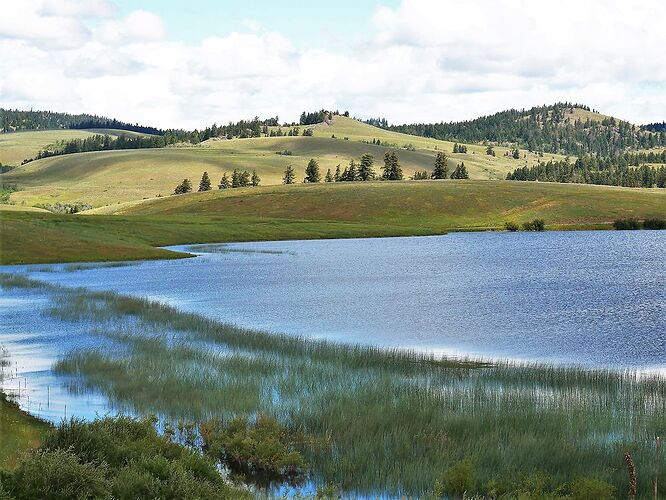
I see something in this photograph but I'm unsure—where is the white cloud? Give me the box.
[0,0,664,128]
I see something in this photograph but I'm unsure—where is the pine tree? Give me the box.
[346,160,357,181]
[231,169,241,188]
[283,165,296,184]
[451,162,469,179]
[198,171,212,191]
[218,173,230,189]
[173,178,192,194]
[512,148,520,159]
[251,170,261,187]
[304,158,321,183]
[383,151,402,180]
[239,170,251,187]
[432,152,449,179]
[486,145,495,156]
[325,169,334,182]
[334,165,341,182]
[358,153,375,181]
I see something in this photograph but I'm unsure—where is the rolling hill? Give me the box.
[1,116,558,208]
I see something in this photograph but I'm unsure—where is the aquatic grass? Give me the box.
[4,272,666,496]
[189,244,296,256]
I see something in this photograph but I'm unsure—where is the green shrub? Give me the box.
[505,221,520,232]
[433,460,476,497]
[613,218,641,230]
[643,217,666,230]
[569,476,615,499]
[6,449,110,499]
[522,218,546,231]
[200,414,307,483]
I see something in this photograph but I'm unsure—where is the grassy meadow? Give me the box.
[1,116,560,208]
[2,181,665,264]
[3,273,664,497]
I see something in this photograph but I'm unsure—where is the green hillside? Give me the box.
[3,181,664,264]
[1,116,558,208]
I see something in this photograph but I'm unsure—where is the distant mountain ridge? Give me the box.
[372,103,666,156]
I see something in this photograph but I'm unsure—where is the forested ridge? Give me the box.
[374,103,666,156]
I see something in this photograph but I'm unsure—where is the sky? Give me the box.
[1,0,665,129]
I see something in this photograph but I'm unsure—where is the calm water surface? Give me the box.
[1,230,665,422]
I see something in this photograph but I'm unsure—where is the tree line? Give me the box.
[375,103,666,156]
[23,134,167,163]
[174,170,261,195]
[506,152,666,188]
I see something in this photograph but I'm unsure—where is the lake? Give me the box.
[1,230,665,423]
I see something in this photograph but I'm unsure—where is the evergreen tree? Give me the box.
[231,169,241,188]
[325,169,334,182]
[432,152,449,179]
[383,151,402,180]
[451,162,469,179]
[173,178,192,195]
[345,160,358,181]
[251,170,261,187]
[512,148,520,159]
[304,158,321,183]
[239,170,251,187]
[486,145,495,156]
[358,153,375,181]
[198,171,212,192]
[334,165,341,182]
[283,165,296,184]
[218,173,230,189]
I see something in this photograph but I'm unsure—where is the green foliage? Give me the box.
[569,476,615,499]
[304,158,321,183]
[251,170,261,187]
[412,170,430,180]
[613,218,641,230]
[643,217,666,229]
[200,414,306,483]
[1,416,248,499]
[358,153,376,181]
[452,143,468,154]
[486,145,495,156]
[434,460,476,498]
[450,162,469,179]
[283,165,296,184]
[505,221,520,231]
[522,218,546,231]
[218,173,230,189]
[432,152,449,179]
[173,178,192,195]
[382,151,403,180]
[0,185,17,204]
[35,201,93,213]
[324,169,334,183]
[198,171,212,192]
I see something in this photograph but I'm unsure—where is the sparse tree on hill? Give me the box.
[198,171,212,192]
[358,153,376,181]
[512,148,520,159]
[251,170,261,187]
[239,170,251,187]
[486,145,495,156]
[218,173,230,189]
[382,151,403,180]
[432,152,449,179]
[334,165,341,182]
[173,178,192,195]
[344,160,358,181]
[450,162,469,179]
[283,165,296,184]
[231,169,241,188]
[304,158,321,183]
[325,168,334,182]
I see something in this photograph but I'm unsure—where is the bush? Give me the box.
[3,416,248,499]
[569,476,615,500]
[613,218,641,230]
[505,221,520,232]
[522,219,546,231]
[200,414,307,484]
[6,449,110,499]
[433,460,476,497]
[643,217,666,230]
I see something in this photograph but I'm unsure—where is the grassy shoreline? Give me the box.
[2,180,665,265]
[2,272,665,497]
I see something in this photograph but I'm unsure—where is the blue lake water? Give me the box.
[1,230,665,422]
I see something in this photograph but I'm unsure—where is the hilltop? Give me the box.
[381,103,666,155]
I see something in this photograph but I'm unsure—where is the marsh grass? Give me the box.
[189,244,296,256]
[3,272,665,496]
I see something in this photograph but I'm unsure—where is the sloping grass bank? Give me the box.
[3,180,665,265]
[3,273,664,497]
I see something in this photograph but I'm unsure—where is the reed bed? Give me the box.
[2,272,665,496]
